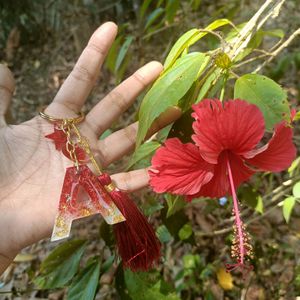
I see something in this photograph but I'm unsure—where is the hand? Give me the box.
[0,22,180,271]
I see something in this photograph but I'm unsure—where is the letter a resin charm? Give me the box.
[51,165,125,241]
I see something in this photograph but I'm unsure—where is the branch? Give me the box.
[226,0,286,60]
[254,28,300,73]
[195,175,300,238]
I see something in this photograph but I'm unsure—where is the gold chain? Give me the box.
[40,109,103,176]
[71,123,103,176]
[60,120,80,171]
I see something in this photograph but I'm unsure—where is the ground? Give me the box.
[0,1,300,299]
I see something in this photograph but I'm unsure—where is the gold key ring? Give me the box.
[39,109,85,124]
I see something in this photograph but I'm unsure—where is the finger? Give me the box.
[98,106,181,167]
[85,61,163,135]
[47,22,118,116]
[0,64,15,127]
[111,168,150,192]
[99,122,138,167]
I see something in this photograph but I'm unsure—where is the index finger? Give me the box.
[48,22,117,116]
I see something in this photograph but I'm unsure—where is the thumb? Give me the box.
[0,64,15,127]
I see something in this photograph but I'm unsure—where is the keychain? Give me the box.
[40,110,161,271]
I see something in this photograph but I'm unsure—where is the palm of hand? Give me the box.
[0,23,180,260]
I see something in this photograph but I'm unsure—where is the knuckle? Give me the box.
[87,42,107,56]
[107,89,128,112]
[123,125,137,144]
[71,64,95,83]
[121,172,132,191]
[96,140,109,167]
[133,71,148,88]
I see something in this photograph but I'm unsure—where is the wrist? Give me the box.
[0,208,21,275]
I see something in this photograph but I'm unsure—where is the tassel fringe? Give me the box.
[98,174,161,271]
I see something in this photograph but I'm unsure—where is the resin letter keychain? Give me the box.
[40,110,160,271]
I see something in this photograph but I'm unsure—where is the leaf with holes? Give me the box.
[234,74,289,130]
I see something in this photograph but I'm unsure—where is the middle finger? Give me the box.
[85,61,163,135]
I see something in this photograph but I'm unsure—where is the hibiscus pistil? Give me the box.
[225,155,253,273]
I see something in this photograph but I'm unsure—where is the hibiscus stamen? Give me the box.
[226,157,253,275]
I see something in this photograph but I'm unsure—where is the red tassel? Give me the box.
[98,174,161,271]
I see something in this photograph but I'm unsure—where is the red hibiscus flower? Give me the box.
[149,99,296,273]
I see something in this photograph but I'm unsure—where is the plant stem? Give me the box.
[254,28,300,73]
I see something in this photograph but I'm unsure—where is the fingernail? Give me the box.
[137,61,163,79]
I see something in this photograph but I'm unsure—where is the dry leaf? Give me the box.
[14,253,36,263]
[217,268,234,290]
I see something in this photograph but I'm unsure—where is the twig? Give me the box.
[227,0,271,54]
[142,24,177,40]
[233,53,270,68]
[220,175,300,226]
[256,0,285,31]
[254,28,300,72]
[227,0,286,60]
[196,175,300,237]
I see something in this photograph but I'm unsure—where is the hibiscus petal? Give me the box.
[149,138,214,196]
[192,99,265,164]
[244,122,296,172]
[189,151,254,199]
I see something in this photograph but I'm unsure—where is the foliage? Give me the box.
[34,240,87,289]
[3,0,300,299]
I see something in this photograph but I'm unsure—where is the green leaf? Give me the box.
[145,8,165,30]
[255,195,264,214]
[293,182,300,198]
[288,157,300,175]
[143,197,164,216]
[137,52,206,146]
[191,0,201,10]
[34,240,87,289]
[67,259,100,300]
[127,141,161,171]
[105,36,122,73]
[166,0,180,23]
[140,0,153,19]
[183,254,200,269]
[196,68,222,102]
[178,224,193,240]
[164,19,230,69]
[99,129,113,140]
[115,35,134,72]
[101,255,115,274]
[234,74,289,130]
[156,225,172,243]
[124,270,180,300]
[164,28,199,69]
[240,186,264,214]
[261,29,284,39]
[293,110,300,121]
[165,194,186,218]
[282,196,296,223]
